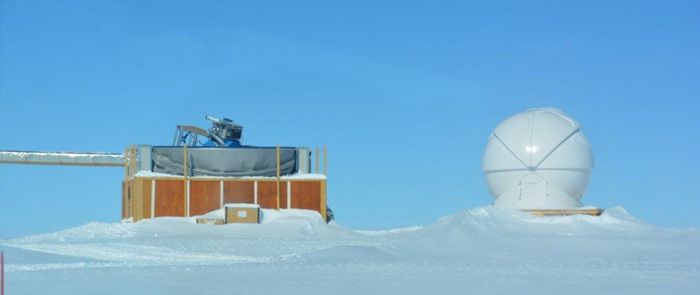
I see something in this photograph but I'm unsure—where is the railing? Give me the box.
[124,144,328,217]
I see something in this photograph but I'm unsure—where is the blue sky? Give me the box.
[1,0,699,237]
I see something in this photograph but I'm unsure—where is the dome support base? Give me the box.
[523,208,603,217]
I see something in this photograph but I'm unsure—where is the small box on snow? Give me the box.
[225,204,260,224]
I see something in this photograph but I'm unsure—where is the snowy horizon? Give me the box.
[2,0,699,237]
[1,207,699,294]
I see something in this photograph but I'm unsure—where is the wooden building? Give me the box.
[122,175,327,222]
[121,145,328,222]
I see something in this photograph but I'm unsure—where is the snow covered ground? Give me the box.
[1,207,698,295]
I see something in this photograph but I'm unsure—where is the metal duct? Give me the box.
[0,150,124,167]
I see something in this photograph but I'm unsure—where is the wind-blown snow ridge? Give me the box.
[1,206,698,295]
[3,206,696,264]
[427,206,696,238]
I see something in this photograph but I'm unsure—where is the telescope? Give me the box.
[204,115,243,147]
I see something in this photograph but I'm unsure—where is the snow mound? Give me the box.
[422,206,692,239]
[1,209,357,265]
[391,206,700,262]
[1,206,698,295]
[3,206,696,264]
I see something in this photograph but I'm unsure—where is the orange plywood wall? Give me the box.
[291,181,322,211]
[223,181,254,204]
[138,180,152,222]
[154,180,185,217]
[257,181,288,209]
[123,178,326,221]
[189,181,220,216]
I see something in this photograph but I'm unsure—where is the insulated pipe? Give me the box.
[0,150,124,167]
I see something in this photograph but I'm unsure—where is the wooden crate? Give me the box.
[196,217,225,225]
[524,208,604,217]
[225,204,260,224]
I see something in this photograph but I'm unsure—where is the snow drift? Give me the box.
[1,207,698,295]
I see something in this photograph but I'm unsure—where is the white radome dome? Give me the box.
[482,108,594,209]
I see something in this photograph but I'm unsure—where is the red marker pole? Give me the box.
[1,250,4,295]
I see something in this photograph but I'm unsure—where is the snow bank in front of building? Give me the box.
[195,206,326,225]
[3,206,696,268]
[1,206,698,295]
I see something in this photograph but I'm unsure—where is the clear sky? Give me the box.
[1,0,699,237]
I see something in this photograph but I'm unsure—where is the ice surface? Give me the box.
[1,206,698,295]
